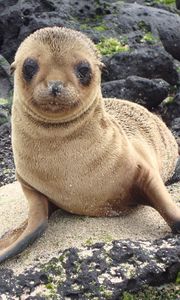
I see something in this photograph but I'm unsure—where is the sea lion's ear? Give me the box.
[10,62,16,75]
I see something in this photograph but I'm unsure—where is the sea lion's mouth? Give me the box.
[32,97,80,113]
[32,85,81,113]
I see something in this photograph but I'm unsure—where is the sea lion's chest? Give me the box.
[13,124,131,216]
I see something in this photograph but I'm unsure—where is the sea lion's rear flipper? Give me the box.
[136,163,180,233]
[0,184,49,263]
[0,220,28,249]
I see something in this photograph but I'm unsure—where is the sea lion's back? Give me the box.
[104,98,178,182]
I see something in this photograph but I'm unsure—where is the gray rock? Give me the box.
[102,46,179,85]
[106,2,180,61]
[0,55,13,99]
[0,111,9,126]
[102,76,169,108]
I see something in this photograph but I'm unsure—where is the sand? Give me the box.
[0,181,179,274]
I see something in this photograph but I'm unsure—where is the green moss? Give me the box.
[122,283,180,300]
[45,282,57,299]
[154,0,175,5]
[3,168,11,174]
[163,96,174,105]
[93,24,109,31]
[0,91,13,109]
[138,20,151,33]
[101,234,113,243]
[84,237,94,246]
[80,22,109,32]
[101,288,113,299]
[46,283,55,290]
[59,256,65,263]
[0,98,8,105]
[176,66,180,73]
[141,32,158,44]
[176,272,180,284]
[96,38,129,56]
[80,24,90,30]
[79,15,103,24]
[123,292,134,300]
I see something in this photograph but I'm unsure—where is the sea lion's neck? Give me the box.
[14,94,106,138]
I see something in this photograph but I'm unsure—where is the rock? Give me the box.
[169,156,180,184]
[103,3,180,61]
[163,93,180,127]
[102,76,169,108]
[0,234,179,298]
[0,111,9,126]
[1,1,180,63]
[0,0,73,63]
[176,0,180,9]
[102,46,179,86]
[0,55,13,99]
[171,115,180,152]
[171,116,180,138]
[0,121,15,187]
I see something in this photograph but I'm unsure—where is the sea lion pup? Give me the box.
[0,27,179,263]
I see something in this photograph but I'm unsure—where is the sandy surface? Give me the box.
[0,181,179,274]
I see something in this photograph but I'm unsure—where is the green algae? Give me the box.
[96,37,129,56]
[141,32,159,44]
[154,0,175,5]
[122,283,180,300]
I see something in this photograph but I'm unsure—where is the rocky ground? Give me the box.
[0,234,179,299]
[0,0,180,299]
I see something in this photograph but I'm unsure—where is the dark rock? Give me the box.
[170,115,180,153]
[0,235,179,298]
[102,76,169,108]
[1,1,180,64]
[0,111,9,125]
[0,121,15,187]
[104,3,180,61]
[168,155,180,184]
[176,0,180,9]
[0,55,13,99]
[0,268,16,295]
[102,46,179,86]
[158,93,180,130]
[0,0,73,63]
[171,116,180,138]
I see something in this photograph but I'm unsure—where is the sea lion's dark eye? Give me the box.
[75,61,92,86]
[22,58,39,81]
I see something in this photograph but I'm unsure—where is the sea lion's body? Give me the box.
[12,98,177,217]
[0,27,179,263]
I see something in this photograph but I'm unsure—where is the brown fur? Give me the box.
[0,27,179,263]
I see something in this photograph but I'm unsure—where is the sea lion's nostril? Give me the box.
[48,81,63,96]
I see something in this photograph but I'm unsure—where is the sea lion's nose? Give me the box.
[48,80,63,96]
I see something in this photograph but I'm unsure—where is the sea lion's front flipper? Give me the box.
[136,163,180,233]
[0,184,49,263]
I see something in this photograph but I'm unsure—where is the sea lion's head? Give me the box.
[12,27,103,123]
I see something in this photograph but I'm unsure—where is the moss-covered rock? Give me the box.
[96,38,129,56]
